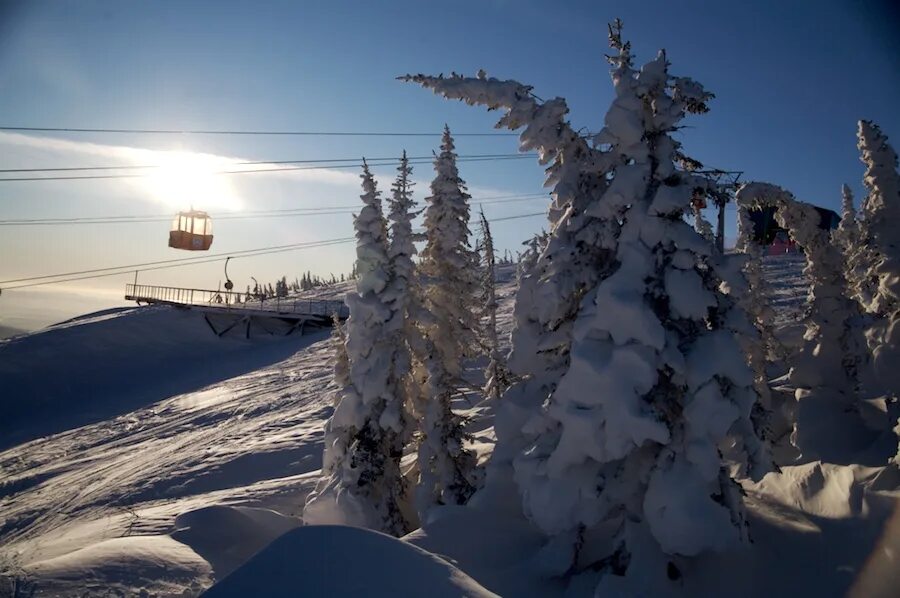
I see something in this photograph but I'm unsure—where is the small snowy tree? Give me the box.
[414,127,482,513]
[479,209,511,402]
[834,184,859,255]
[405,21,767,583]
[692,201,715,244]
[303,163,412,536]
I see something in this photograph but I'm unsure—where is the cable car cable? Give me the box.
[0,155,532,183]
[0,211,548,289]
[0,153,536,174]
[0,126,520,137]
[0,193,550,226]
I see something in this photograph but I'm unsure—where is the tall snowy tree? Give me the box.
[733,199,789,457]
[479,209,511,402]
[383,150,426,458]
[736,182,875,462]
[413,127,483,513]
[404,21,768,583]
[855,121,900,448]
[303,162,412,536]
[857,121,900,320]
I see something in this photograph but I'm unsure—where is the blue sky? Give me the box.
[0,0,898,330]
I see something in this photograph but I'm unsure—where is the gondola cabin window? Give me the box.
[168,210,213,251]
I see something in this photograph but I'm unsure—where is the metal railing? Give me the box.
[125,283,349,318]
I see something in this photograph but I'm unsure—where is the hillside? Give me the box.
[1,258,898,597]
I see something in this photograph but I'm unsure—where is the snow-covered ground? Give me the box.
[1,259,898,597]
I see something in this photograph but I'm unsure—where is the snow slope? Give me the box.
[2,259,898,597]
[203,525,497,597]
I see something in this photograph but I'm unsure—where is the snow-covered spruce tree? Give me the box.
[736,182,876,462]
[857,121,900,321]
[834,184,859,258]
[383,151,428,456]
[414,127,482,513]
[515,232,548,286]
[733,199,790,453]
[479,209,511,402]
[692,201,715,244]
[303,162,412,536]
[856,121,900,449]
[405,21,768,579]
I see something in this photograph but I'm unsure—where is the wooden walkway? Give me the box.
[125,283,348,338]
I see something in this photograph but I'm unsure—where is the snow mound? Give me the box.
[201,525,498,597]
[171,505,300,580]
[748,462,898,519]
[24,535,212,597]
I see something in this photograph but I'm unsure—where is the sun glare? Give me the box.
[138,151,243,211]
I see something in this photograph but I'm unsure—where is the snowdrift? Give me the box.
[201,525,498,597]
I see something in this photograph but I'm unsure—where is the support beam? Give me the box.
[716,197,726,254]
[215,315,246,338]
[202,314,219,336]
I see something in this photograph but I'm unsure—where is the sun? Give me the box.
[138,150,243,211]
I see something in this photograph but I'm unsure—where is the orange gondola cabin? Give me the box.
[169,210,213,251]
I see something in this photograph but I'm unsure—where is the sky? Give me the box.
[0,0,898,332]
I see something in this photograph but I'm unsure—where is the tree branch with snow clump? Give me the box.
[303,162,413,536]
[404,19,768,583]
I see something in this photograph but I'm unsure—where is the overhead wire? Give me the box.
[0,193,549,226]
[0,154,533,182]
[0,126,520,137]
[0,153,535,174]
[0,210,548,290]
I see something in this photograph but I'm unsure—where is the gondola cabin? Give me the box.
[169,210,213,251]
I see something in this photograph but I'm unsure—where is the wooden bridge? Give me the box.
[125,283,349,338]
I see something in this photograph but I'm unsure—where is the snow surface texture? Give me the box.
[2,262,899,596]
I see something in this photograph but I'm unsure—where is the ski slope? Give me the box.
[1,259,898,597]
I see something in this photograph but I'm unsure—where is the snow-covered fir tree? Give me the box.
[414,127,482,513]
[857,121,900,318]
[405,20,768,582]
[736,182,875,462]
[303,162,412,536]
[856,121,900,448]
[383,150,426,464]
[692,200,715,245]
[479,209,511,402]
[834,184,859,257]
[733,199,790,457]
